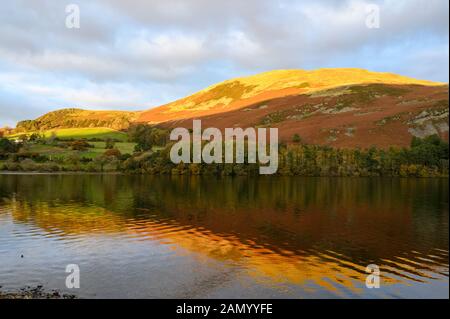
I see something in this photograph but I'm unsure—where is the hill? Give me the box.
[15,108,139,132]
[136,68,442,124]
[7,68,448,147]
[156,83,448,148]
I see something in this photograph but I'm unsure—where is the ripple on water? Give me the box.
[0,175,448,298]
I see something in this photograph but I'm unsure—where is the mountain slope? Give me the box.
[15,108,139,132]
[156,83,448,148]
[136,68,442,123]
[9,68,448,148]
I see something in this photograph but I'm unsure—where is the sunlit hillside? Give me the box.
[7,68,447,148]
[136,68,444,123]
[15,108,140,132]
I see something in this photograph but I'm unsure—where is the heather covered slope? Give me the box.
[157,83,448,148]
[136,68,443,124]
[8,68,448,148]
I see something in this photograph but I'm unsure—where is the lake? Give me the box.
[0,174,448,298]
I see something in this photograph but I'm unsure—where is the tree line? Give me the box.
[122,128,449,177]
[1,124,448,177]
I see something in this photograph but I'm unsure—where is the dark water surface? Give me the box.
[0,174,448,298]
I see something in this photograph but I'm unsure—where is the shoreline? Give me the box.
[0,170,448,178]
[0,286,77,299]
[0,170,124,175]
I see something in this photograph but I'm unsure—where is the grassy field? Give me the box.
[8,127,128,142]
[27,141,137,159]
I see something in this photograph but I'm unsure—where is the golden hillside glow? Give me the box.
[160,68,443,113]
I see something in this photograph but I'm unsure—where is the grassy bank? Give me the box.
[26,141,136,159]
[7,127,128,142]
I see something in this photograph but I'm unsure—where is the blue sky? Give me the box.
[0,0,448,127]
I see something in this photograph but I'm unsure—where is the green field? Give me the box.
[27,141,137,159]
[8,127,128,142]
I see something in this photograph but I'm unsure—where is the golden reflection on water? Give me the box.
[2,173,448,297]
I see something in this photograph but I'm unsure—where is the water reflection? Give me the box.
[0,175,448,298]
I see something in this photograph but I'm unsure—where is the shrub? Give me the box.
[10,152,47,162]
[40,163,60,172]
[64,164,81,171]
[128,124,169,150]
[408,134,449,167]
[57,142,70,148]
[5,162,21,171]
[0,138,19,153]
[105,138,115,149]
[292,134,302,144]
[28,133,42,142]
[119,153,132,161]
[65,153,81,165]
[20,159,38,171]
[94,155,112,171]
[80,157,93,164]
[70,140,91,151]
[104,148,121,158]
[122,157,139,171]
[85,162,99,172]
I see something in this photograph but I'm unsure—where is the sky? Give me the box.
[0,0,448,128]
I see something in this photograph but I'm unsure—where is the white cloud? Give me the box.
[0,0,448,127]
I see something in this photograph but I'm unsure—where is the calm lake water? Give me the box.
[0,174,448,298]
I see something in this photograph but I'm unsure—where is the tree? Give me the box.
[408,134,449,167]
[128,124,169,151]
[104,148,121,158]
[65,153,81,166]
[0,137,15,153]
[70,140,91,151]
[0,138,19,153]
[94,155,111,172]
[105,138,115,149]
[292,134,302,144]
[17,134,29,143]
[410,136,422,148]
[48,132,58,144]
[29,133,41,142]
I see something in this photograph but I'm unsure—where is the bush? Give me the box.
[20,159,38,171]
[408,135,449,167]
[57,142,70,148]
[292,134,302,144]
[128,124,169,151]
[65,153,81,165]
[70,140,92,151]
[94,155,112,171]
[85,162,99,172]
[10,152,48,162]
[104,148,121,158]
[0,138,20,153]
[105,138,115,149]
[64,164,81,172]
[4,162,21,171]
[80,157,93,163]
[119,153,132,161]
[39,163,60,172]
[122,157,139,171]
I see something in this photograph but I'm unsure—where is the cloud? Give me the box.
[0,0,448,127]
